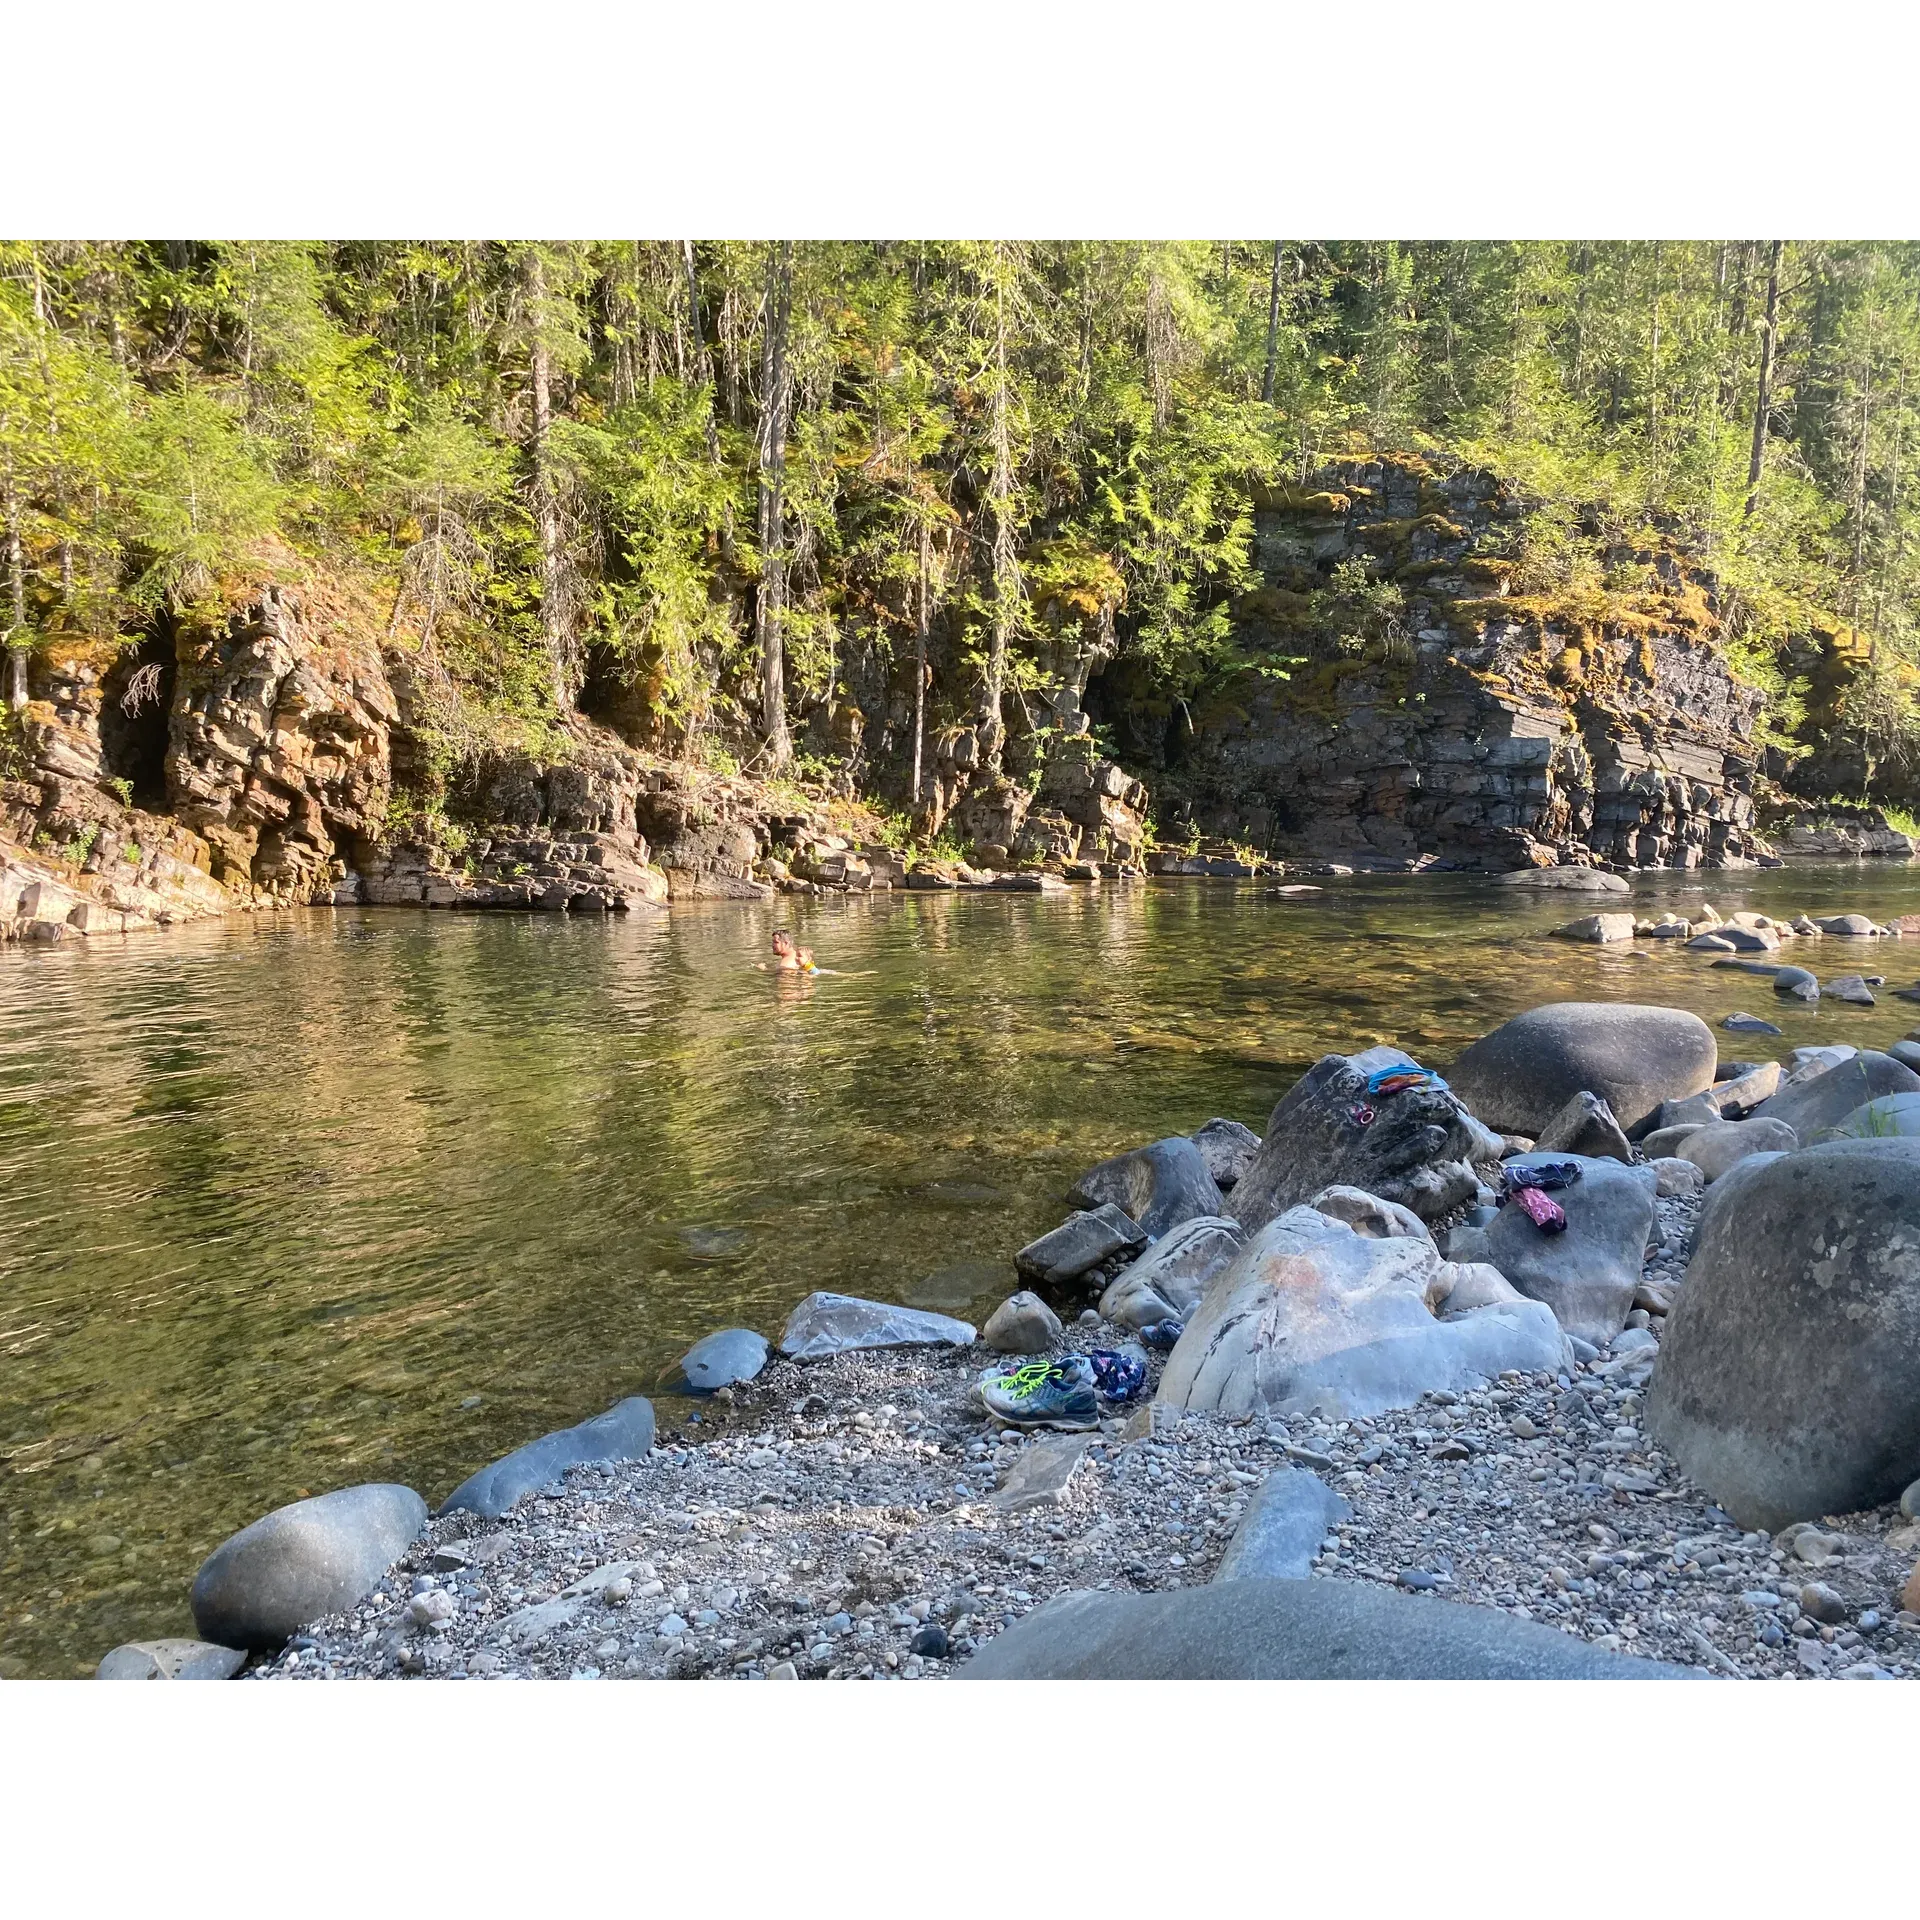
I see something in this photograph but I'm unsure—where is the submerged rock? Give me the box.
[1494,867,1630,893]
[440,1396,657,1520]
[1098,1215,1244,1330]
[1228,1047,1487,1230]
[1648,1139,1920,1530]
[958,1578,1688,1680]
[1155,1205,1567,1422]
[1446,1002,1717,1137]
[191,1483,427,1651]
[1067,1136,1225,1237]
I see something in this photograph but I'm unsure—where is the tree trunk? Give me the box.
[523,247,572,710]
[1261,241,1284,404]
[1743,241,1784,521]
[981,252,1017,775]
[4,457,27,712]
[755,242,794,771]
[912,520,931,805]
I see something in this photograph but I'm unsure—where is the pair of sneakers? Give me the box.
[976,1349,1146,1430]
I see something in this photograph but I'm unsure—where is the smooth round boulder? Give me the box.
[1748,1050,1920,1138]
[958,1578,1687,1679]
[1679,1116,1800,1183]
[1446,1002,1717,1136]
[677,1328,769,1393]
[190,1483,427,1651]
[1647,1138,1920,1530]
[1823,1093,1920,1141]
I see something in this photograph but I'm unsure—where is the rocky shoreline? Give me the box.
[88,968,1920,1683]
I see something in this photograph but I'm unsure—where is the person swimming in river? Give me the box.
[766,929,817,973]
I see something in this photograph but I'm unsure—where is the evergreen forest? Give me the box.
[4,240,1918,809]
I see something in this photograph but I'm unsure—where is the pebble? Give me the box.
[1799,1582,1848,1624]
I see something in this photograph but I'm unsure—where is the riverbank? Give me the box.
[242,1115,1920,1684]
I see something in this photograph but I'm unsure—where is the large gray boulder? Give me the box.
[1447,1153,1656,1346]
[1098,1215,1244,1330]
[1189,1117,1262,1191]
[1679,1116,1799,1182]
[1823,1093,1920,1141]
[1446,1002,1717,1137]
[779,1292,975,1359]
[958,1578,1689,1679]
[1212,1470,1349,1582]
[1227,1047,1488,1230]
[190,1484,427,1651]
[1068,1136,1225,1237]
[440,1395,656,1519]
[1747,1050,1920,1138]
[1647,1139,1920,1530]
[676,1328,768,1392]
[1155,1206,1567,1421]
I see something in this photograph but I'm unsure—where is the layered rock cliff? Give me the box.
[1098,454,1773,872]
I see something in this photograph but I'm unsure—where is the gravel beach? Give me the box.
[252,1182,1920,1683]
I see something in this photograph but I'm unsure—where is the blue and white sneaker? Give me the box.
[976,1354,1099,1430]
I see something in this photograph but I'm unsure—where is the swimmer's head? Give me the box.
[771,930,795,956]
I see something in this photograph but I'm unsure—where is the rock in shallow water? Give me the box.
[96,1638,247,1681]
[957,1578,1691,1679]
[1015,1204,1147,1284]
[1067,1136,1225,1237]
[439,1396,656,1520]
[191,1483,427,1651]
[1446,1002,1717,1137]
[778,1292,976,1360]
[677,1328,769,1392]
[1647,1138,1920,1530]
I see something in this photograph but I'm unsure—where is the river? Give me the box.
[5,865,1919,1676]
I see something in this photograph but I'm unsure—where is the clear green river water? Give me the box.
[5,865,1920,1676]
